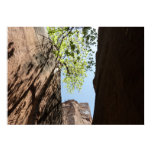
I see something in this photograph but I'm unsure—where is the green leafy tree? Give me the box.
[47,27,97,93]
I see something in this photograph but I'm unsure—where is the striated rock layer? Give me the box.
[62,100,92,125]
[8,27,62,125]
[93,27,144,124]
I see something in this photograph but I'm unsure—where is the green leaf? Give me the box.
[47,27,97,93]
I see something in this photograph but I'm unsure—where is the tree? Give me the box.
[47,27,97,93]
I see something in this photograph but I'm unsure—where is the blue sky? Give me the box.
[61,69,95,117]
[46,27,98,116]
[60,27,98,118]
[61,44,97,117]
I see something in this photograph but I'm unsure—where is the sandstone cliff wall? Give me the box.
[62,100,92,125]
[93,27,144,124]
[8,27,62,124]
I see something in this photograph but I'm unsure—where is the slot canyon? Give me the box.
[8,27,144,125]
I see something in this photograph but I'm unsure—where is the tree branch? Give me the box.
[37,33,59,50]
[59,27,74,50]
[57,27,67,45]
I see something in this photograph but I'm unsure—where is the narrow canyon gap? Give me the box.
[7,27,96,125]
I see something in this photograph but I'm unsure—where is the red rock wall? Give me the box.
[62,100,92,125]
[8,27,62,124]
[93,27,144,124]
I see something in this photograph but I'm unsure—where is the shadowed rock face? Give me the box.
[93,27,144,124]
[62,100,92,125]
[8,27,62,124]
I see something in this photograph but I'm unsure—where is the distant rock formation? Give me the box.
[93,27,144,124]
[8,27,62,124]
[62,100,92,125]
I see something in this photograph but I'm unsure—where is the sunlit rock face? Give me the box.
[93,27,144,124]
[62,100,92,125]
[8,27,62,124]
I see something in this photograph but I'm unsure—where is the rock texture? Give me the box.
[93,27,144,124]
[8,27,62,125]
[62,100,92,125]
